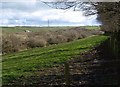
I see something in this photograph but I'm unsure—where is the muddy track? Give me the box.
[68,41,119,86]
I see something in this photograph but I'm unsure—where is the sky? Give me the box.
[1,0,101,26]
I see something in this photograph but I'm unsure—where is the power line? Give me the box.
[48,19,49,27]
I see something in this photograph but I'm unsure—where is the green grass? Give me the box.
[80,26,100,30]
[1,26,100,33]
[1,26,72,33]
[2,35,108,85]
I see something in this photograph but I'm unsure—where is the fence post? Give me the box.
[64,62,70,86]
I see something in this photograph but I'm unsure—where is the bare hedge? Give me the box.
[2,27,102,54]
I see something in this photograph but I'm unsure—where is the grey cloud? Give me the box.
[1,2,100,26]
[2,2,50,12]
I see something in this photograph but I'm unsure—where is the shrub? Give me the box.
[2,27,102,54]
[0,33,2,54]
[2,33,22,54]
[56,35,68,43]
[27,36,47,48]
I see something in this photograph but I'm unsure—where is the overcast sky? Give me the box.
[1,0,100,26]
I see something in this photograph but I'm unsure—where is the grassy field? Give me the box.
[1,26,72,33]
[2,35,108,85]
[80,26,100,30]
[1,26,100,33]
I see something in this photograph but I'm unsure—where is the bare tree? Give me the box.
[42,0,120,84]
[42,1,97,16]
[42,0,120,33]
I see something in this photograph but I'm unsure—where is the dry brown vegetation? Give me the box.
[2,27,103,54]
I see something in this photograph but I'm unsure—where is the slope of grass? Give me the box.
[80,26,100,30]
[2,35,108,85]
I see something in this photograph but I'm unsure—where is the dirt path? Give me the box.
[68,40,119,86]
